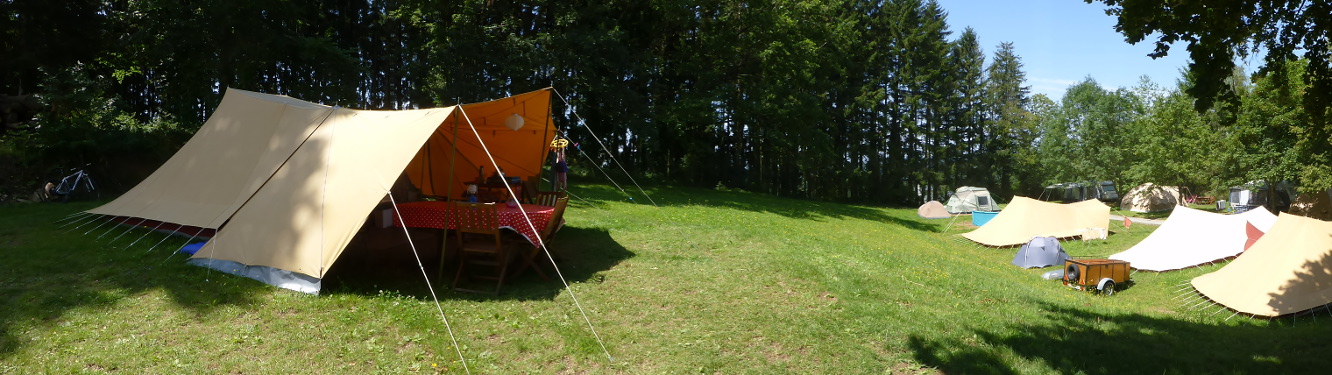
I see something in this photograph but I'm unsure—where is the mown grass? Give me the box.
[2,185,1330,374]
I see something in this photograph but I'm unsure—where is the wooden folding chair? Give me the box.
[450,202,510,294]
[514,197,569,281]
[528,190,565,207]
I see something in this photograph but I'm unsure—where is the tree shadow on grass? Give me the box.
[570,184,944,233]
[0,203,266,358]
[321,226,634,302]
[908,300,1332,374]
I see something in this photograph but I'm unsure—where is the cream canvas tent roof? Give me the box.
[1192,213,1332,317]
[960,196,1110,247]
[1109,206,1277,272]
[85,88,556,293]
[917,200,950,219]
[1120,183,1181,213]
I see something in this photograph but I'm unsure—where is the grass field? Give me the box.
[2,185,1330,374]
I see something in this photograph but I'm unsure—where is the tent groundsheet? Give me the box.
[1192,213,1332,317]
[86,88,556,293]
[1109,206,1277,271]
[960,196,1110,247]
[1011,236,1070,268]
[917,201,950,219]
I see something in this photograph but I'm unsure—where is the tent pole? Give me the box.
[435,113,461,283]
[447,113,459,201]
[541,89,554,192]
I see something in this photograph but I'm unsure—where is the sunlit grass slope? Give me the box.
[1,185,1329,374]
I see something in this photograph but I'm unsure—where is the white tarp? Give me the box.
[1110,206,1277,271]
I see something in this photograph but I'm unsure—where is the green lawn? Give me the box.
[2,185,1329,374]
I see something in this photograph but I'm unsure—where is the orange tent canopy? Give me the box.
[405,88,556,199]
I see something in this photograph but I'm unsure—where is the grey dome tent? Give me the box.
[1011,236,1070,268]
[945,186,1000,213]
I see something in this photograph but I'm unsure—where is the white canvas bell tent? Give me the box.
[1120,183,1181,213]
[1109,206,1277,272]
[85,88,557,293]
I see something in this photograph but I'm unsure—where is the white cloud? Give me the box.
[1027,77,1079,100]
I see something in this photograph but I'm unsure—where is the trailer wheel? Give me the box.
[1098,278,1116,296]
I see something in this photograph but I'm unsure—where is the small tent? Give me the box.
[961,196,1110,247]
[86,88,557,293]
[917,201,951,219]
[1011,236,1070,268]
[945,186,999,213]
[1109,206,1277,271]
[1120,183,1180,213]
[1192,213,1332,317]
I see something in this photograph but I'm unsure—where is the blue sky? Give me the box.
[933,0,1192,100]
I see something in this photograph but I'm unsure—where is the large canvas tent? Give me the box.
[1109,206,1277,272]
[945,186,999,213]
[86,88,557,293]
[961,196,1110,247]
[1120,183,1181,213]
[1192,213,1332,317]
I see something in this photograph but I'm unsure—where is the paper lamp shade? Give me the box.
[504,113,524,131]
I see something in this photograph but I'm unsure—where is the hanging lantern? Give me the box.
[504,113,524,131]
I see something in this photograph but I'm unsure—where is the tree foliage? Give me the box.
[1089,0,1332,193]
[17,0,1325,206]
[3,0,1053,205]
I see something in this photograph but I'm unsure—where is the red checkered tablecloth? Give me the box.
[392,201,554,245]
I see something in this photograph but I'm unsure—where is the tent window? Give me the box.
[977,196,990,206]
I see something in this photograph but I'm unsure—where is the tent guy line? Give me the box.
[387,192,471,375]
[457,106,615,363]
[554,88,657,207]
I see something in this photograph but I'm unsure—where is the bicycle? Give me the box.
[45,165,98,202]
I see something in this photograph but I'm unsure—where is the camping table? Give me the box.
[393,201,558,282]
[391,201,554,246]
